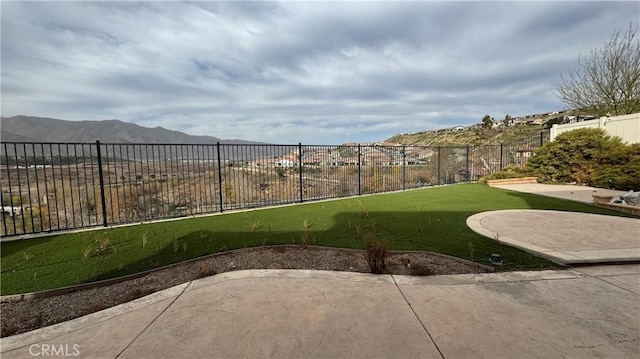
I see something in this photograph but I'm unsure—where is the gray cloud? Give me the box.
[2,1,638,144]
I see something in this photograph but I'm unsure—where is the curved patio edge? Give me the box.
[467,210,640,266]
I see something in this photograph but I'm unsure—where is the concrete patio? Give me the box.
[1,267,638,358]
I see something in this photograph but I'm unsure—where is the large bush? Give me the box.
[526,128,625,184]
[590,143,640,191]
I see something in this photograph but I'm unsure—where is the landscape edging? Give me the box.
[0,245,493,302]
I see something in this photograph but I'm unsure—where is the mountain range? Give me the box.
[0,116,261,145]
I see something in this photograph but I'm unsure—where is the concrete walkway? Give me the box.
[467,210,640,265]
[2,267,639,359]
[490,183,628,204]
[469,183,640,265]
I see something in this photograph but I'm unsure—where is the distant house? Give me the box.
[452,125,465,131]
[1,206,22,216]
[276,158,295,167]
[568,115,597,123]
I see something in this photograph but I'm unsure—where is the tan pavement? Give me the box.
[2,268,639,359]
[489,183,628,203]
[469,183,640,265]
[467,210,640,265]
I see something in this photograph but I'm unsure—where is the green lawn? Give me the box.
[0,183,631,295]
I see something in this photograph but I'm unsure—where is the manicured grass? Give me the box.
[0,183,632,295]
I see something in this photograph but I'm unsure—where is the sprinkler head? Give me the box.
[490,253,503,266]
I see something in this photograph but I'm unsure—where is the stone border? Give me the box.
[487,177,538,187]
[0,245,493,302]
[592,195,640,216]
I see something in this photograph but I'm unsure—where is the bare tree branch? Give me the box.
[554,24,640,116]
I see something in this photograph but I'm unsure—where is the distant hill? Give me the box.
[385,125,547,146]
[0,130,36,142]
[0,116,261,145]
[384,112,572,146]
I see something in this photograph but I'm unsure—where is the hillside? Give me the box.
[386,125,547,146]
[385,111,575,146]
[0,116,261,145]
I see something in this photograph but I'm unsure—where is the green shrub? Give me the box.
[526,128,624,184]
[479,166,533,183]
[590,143,640,191]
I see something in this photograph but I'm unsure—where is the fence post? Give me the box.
[466,146,470,182]
[95,141,108,227]
[357,144,362,195]
[540,131,545,146]
[401,145,406,190]
[298,143,304,203]
[499,143,504,171]
[437,146,441,185]
[216,142,224,212]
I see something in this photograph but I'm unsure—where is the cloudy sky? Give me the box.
[1,1,638,144]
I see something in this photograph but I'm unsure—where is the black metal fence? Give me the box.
[0,131,549,237]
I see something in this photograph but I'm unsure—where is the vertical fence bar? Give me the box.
[206,145,216,212]
[0,158,6,235]
[117,145,126,223]
[216,142,224,212]
[186,145,193,213]
[58,144,68,229]
[105,145,120,222]
[465,146,470,182]
[168,145,175,217]
[140,144,147,219]
[139,144,146,219]
[197,145,204,213]
[357,144,362,195]
[23,144,35,233]
[42,144,52,231]
[88,144,98,225]
[437,146,441,185]
[401,145,406,190]
[178,144,185,214]
[31,143,44,231]
[128,144,134,220]
[238,145,245,208]
[95,141,108,227]
[14,144,25,233]
[298,143,304,203]
[4,143,16,234]
[499,143,504,171]
[152,145,160,217]
[72,145,82,226]
[82,145,91,225]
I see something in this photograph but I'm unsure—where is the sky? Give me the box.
[1,1,639,144]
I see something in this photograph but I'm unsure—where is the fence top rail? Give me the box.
[0,141,493,148]
[1,141,98,146]
[2,141,345,147]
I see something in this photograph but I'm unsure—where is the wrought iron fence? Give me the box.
[0,131,548,237]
